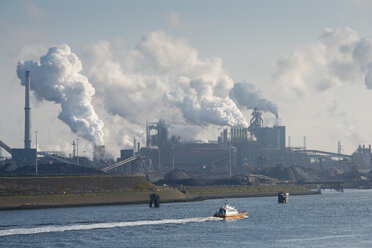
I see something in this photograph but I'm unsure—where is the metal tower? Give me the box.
[248,108,263,137]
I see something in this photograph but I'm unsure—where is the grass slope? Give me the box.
[0,176,155,196]
[0,176,314,210]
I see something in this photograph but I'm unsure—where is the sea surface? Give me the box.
[1,189,372,247]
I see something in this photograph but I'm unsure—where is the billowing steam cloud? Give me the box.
[17,44,105,145]
[230,82,278,115]
[15,32,276,150]
[275,26,372,96]
[84,31,250,136]
[273,26,372,148]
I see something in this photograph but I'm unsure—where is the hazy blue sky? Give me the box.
[2,0,372,157]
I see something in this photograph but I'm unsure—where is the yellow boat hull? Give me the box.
[213,212,247,219]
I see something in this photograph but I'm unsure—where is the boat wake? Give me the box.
[279,234,358,242]
[0,217,220,237]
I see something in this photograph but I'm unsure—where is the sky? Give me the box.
[2,0,372,158]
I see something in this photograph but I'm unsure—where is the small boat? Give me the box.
[213,201,247,219]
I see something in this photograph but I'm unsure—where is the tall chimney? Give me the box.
[24,71,31,149]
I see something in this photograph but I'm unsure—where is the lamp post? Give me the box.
[229,143,232,179]
[76,138,79,166]
[35,131,38,175]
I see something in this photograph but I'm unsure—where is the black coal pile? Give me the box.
[164,168,191,180]
[259,164,321,181]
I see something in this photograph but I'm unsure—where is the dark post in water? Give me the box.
[278,192,289,203]
[149,193,160,207]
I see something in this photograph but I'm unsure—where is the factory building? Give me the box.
[246,108,286,149]
[119,149,134,161]
[12,148,36,160]
[132,108,291,177]
[352,145,372,171]
[254,126,285,149]
[123,106,357,178]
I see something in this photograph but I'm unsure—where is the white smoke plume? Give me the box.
[14,32,276,151]
[17,44,105,145]
[230,82,278,115]
[273,26,372,151]
[83,31,252,146]
[274,26,372,97]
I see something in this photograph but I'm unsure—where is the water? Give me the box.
[1,189,372,247]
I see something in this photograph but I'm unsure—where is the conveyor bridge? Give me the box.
[0,140,12,155]
[101,156,137,172]
[294,149,351,159]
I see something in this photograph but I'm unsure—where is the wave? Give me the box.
[0,217,220,237]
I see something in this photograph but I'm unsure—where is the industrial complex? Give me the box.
[1,71,372,181]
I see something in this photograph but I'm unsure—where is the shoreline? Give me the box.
[0,175,320,211]
[0,190,319,211]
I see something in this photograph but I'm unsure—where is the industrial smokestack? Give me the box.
[338,141,342,154]
[93,145,105,161]
[24,71,31,149]
[17,45,105,145]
